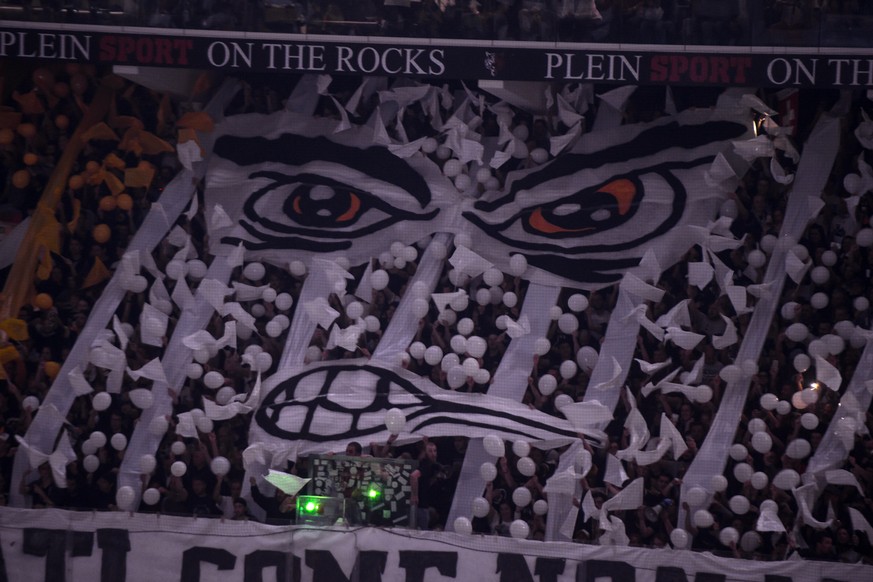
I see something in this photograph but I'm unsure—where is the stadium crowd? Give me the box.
[0,62,872,565]
[3,1,873,47]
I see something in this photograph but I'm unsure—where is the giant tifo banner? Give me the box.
[3,22,873,88]
[7,68,873,581]
[0,508,870,582]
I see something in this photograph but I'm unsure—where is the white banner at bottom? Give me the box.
[0,508,869,582]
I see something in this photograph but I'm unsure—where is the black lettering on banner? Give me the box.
[23,528,93,582]
[398,551,457,582]
[96,529,130,582]
[576,559,635,582]
[244,550,294,582]
[655,567,726,582]
[305,550,387,582]
[495,554,565,582]
[180,547,236,581]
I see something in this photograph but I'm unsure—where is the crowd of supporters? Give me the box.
[0,62,872,565]
[3,1,873,47]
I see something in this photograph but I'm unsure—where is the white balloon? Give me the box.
[801,412,819,430]
[475,288,491,306]
[549,306,563,320]
[483,268,504,287]
[810,266,830,285]
[193,347,211,364]
[483,435,505,458]
[457,318,474,336]
[187,259,207,280]
[558,313,579,334]
[760,393,779,410]
[857,228,873,247]
[255,352,273,373]
[577,346,598,370]
[139,454,157,474]
[250,303,266,318]
[751,431,772,453]
[443,159,463,178]
[733,462,753,483]
[811,292,829,310]
[517,457,536,477]
[171,441,187,456]
[786,438,811,459]
[466,336,487,359]
[210,456,230,476]
[81,440,97,455]
[261,287,277,303]
[171,461,187,477]
[289,260,307,277]
[773,469,801,490]
[110,433,127,451]
[808,338,828,359]
[479,462,498,482]
[509,254,528,276]
[203,371,224,389]
[747,249,766,268]
[453,516,473,535]
[512,440,531,458]
[93,392,111,411]
[776,400,792,415]
[729,443,748,461]
[462,358,479,377]
[729,495,750,515]
[364,316,381,333]
[554,394,574,410]
[438,310,457,326]
[791,244,809,262]
[534,338,551,356]
[560,360,578,379]
[371,270,389,291]
[510,520,530,539]
[512,487,533,508]
[471,497,492,519]
[142,488,161,506]
[834,320,855,339]
[216,386,236,406]
[411,298,430,319]
[128,275,147,294]
[305,345,323,363]
[854,296,870,312]
[275,293,294,311]
[449,293,469,312]
[781,301,799,320]
[530,148,549,164]
[741,531,762,552]
[421,137,438,154]
[409,342,426,360]
[670,528,689,549]
[711,475,728,493]
[823,334,845,355]
[719,527,740,547]
[760,234,777,254]
[424,346,443,366]
[243,262,265,282]
[474,368,491,385]
[186,363,203,379]
[793,353,811,373]
[116,486,136,510]
[83,455,100,473]
[538,375,557,396]
[449,334,467,355]
[747,418,766,434]
[441,353,460,372]
[821,249,838,267]
[149,416,168,437]
[693,509,714,528]
[384,408,406,434]
[786,323,808,342]
[265,320,283,338]
[475,167,493,183]
[502,291,518,309]
[750,472,769,490]
[567,294,589,312]
[720,364,742,383]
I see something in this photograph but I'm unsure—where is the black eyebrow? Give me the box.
[477,120,748,212]
[213,133,432,207]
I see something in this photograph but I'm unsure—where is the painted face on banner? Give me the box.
[206,113,456,265]
[207,109,750,290]
[462,112,750,288]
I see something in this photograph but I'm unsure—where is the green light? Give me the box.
[304,501,318,513]
[367,487,380,500]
